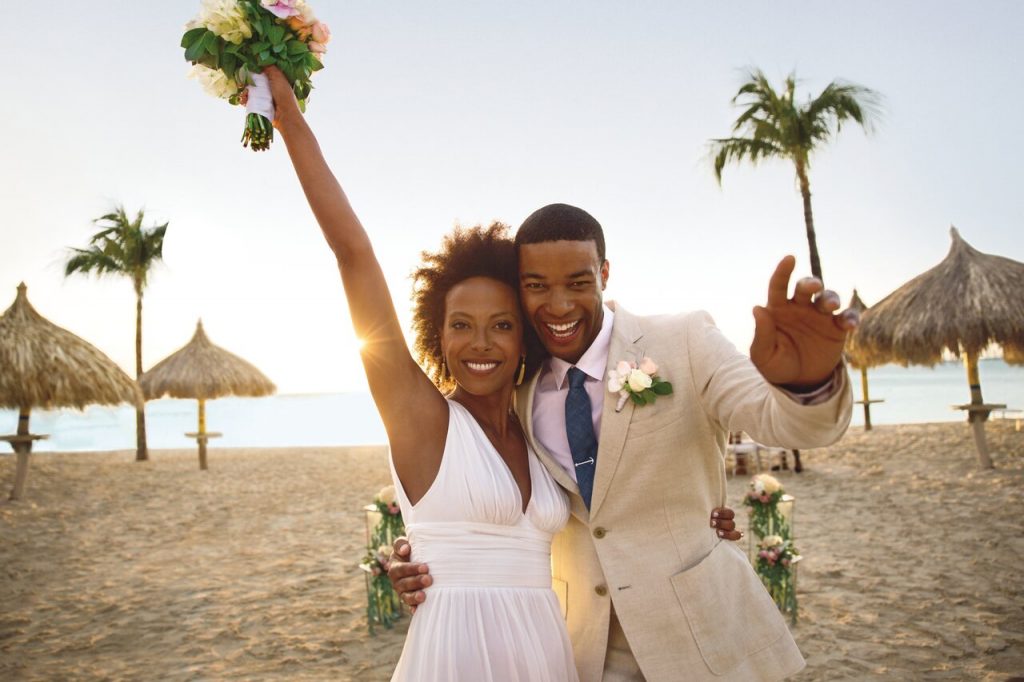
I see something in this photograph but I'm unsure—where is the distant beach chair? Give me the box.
[726,432,794,477]
[992,408,1023,432]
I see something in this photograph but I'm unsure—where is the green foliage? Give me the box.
[651,381,673,395]
[64,206,167,294]
[744,478,800,623]
[709,69,881,279]
[360,499,406,634]
[181,0,324,113]
[711,69,880,182]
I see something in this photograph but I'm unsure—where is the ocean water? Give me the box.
[1,360,1020,453]
[846,358,1022,427]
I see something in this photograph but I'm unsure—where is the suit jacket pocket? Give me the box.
[552,578,568,620]
[669,541,790,675]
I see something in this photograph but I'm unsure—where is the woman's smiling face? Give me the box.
[441,276,524,396]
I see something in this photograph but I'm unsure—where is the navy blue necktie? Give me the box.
[566,367,598,509]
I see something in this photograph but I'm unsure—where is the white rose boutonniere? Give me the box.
[606,357,673,412]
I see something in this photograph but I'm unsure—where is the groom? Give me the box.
[392,204,854,681]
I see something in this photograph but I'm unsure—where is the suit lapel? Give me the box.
[517,372,580,498]
[589,305,644,517]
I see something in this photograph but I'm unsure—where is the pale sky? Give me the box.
[3,2,1022,394]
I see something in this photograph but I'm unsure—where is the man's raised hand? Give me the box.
[750,256,858,389]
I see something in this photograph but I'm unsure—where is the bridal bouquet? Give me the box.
[182,0,330,151]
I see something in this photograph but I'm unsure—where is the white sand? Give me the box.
[1,420,1021,680]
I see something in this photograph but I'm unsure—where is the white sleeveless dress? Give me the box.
[389,400,578,682]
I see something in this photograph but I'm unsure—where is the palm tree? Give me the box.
[65,206,168,461]
[711,69,880,281]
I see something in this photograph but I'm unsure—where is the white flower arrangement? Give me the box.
[606,357,673,412]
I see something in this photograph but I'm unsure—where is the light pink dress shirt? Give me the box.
[532,306,615,482]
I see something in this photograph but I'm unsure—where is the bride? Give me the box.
[263,66,578,680]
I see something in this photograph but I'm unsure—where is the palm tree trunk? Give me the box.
[795,160,824,282]
[135,287,149,462]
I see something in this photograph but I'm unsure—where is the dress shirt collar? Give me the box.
[545,305,615,389]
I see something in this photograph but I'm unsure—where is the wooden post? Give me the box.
[964,351,994,469]
[197,398,208,471]
[9,408,32,501]
[860,367,873,431]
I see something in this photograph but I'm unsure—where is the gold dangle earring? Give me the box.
[515,355,527,386]
[440,358,448,381]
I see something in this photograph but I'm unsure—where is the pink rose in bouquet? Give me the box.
[261,0,301,19]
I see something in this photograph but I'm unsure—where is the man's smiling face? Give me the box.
[518,240,609,365]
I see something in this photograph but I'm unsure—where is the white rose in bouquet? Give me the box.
[192,0,253,44]
[189,64,241,100]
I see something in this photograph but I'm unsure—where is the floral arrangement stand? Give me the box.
[744,474,800,624]
[360,486,405,634]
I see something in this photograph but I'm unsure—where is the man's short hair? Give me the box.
[514,203,606,262]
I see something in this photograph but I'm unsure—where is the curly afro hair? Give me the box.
[411,222,543,390]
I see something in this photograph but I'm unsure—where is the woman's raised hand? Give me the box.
[263,66,302,130]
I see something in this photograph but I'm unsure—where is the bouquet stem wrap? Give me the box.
[242,72,276,151]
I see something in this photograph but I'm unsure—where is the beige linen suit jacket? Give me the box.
[516,304,853,682]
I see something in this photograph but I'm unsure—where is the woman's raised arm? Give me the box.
[265,67,447,478]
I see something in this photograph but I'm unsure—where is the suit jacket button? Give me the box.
[595,585,608,597]
[593,527,607,539]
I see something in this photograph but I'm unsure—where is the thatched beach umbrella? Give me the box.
[0,283,141,500]
[848,227,1024,467]
[139,320,275,470]
[844,289,884,430]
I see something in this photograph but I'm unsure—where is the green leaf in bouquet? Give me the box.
[268,24,285,45]
[221,51,238,76]
[287,40,309,55]
[641,388,657,403]
[202,31,219,56]
[273,43,285,54]
[630,392,646,406]
[184,32,209,62]
[258,51,276,66]
[298,99,307,113]
[250,41,270,53]
[181,27,207,50]
[198,52,219,70]
[309,56,325,72]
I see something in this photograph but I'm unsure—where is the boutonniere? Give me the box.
[607,357,673,412]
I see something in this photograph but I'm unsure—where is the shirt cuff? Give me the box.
[777,366,843,406]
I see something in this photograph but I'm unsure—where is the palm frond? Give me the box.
[710,137,784,182]
[66,205,168,285]
[803,80,882,139]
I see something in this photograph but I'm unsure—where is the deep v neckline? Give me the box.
[451,401,534,515]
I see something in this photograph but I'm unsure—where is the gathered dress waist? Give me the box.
[407,521,554,589]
